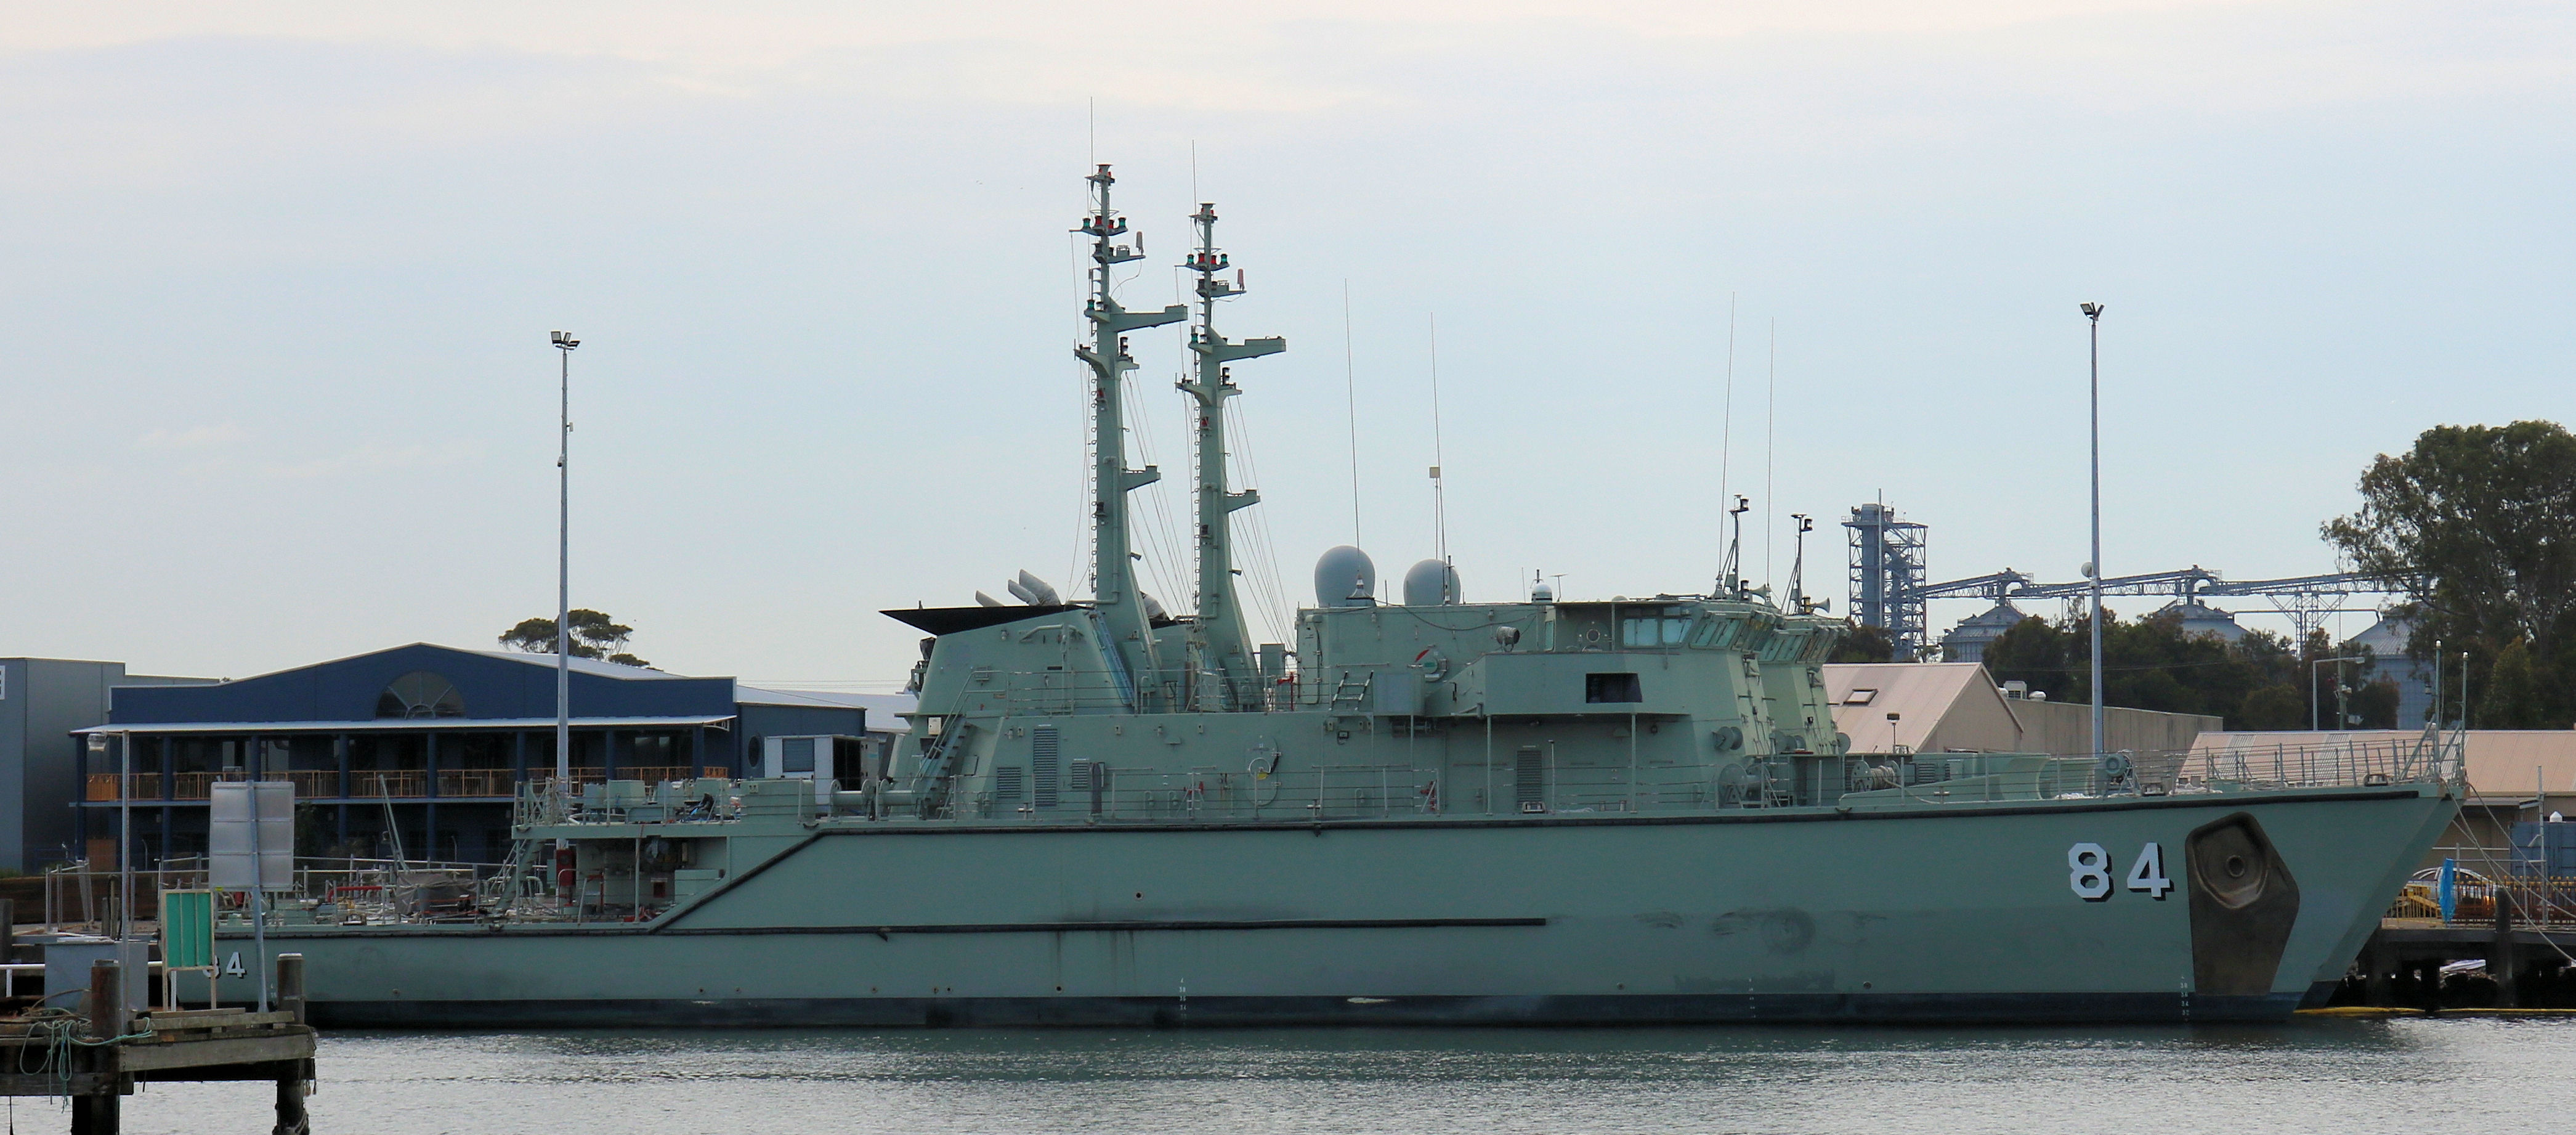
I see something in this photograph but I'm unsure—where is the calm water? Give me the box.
[70,1019,2576,1134]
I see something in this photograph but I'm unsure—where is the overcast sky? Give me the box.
[2,2,2569,686]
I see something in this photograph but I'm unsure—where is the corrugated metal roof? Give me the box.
[1823,662,2012,753]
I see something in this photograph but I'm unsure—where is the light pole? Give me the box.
[2081,302,2105,757]
[2310,655,2365,731]
[551,330,578,791]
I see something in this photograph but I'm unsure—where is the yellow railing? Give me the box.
[84,773,160,802]
[435,769,516,797]
[348,770,427,798]
[168,770,344,799]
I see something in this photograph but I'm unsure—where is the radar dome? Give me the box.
[1401,559,1462,606]
[1313,546,1377,608]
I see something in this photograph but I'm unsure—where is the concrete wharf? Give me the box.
[1,955,317,1134]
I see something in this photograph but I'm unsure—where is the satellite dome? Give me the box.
[1401,559,1462,606]
[1314,546,1377,608]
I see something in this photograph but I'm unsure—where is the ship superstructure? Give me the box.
[208,166,2465,1027]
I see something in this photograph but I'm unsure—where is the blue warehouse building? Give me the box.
[73,643,899,866]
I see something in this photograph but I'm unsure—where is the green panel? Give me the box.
[161,890,216,969]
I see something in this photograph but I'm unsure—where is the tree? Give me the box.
[500,609,650,668]
[2236,683,2306,731]
[2325,421,2576,728]
[1830,624,1896,664]
[1975,607,2336,729]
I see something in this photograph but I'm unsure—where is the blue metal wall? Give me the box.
[108,644,739,725]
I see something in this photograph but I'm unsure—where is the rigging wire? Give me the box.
[1225,396,1295,646]
[1765,317,1777,590]
[1343,280,1363,547]
[1429,312,1449,569]
[1719,293,1736,579]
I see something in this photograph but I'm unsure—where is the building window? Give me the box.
[1842,688,1877,706]
[1585,673,1642,703]
[376,672,465,719]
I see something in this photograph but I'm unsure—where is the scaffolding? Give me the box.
[1845,503,1929,659]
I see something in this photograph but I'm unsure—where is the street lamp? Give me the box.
[2310,654,2365,731]
[2081,302,2104,757]
[551,330,578,791]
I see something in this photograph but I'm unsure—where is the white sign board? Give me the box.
[208,781,294,891]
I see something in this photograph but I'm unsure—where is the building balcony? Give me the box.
[85,765,731,804]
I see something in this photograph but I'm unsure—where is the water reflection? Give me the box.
[109,1020,2576,1135]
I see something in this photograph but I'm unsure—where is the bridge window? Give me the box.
[1585,673,1642,703]
[1620,612,1692,648]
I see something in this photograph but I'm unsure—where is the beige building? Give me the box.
[1823,662,2220,757]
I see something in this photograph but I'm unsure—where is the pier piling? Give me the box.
[273,954,309,1135]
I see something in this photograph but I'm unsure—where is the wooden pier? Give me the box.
[2355,895,2576,1009]
[1,954,317,1134]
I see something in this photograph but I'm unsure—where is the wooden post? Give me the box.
[71,1092,121,1134]
[87,960,127,1041]
[273,953,311,1134]
[273,1073,310,1135]
[77,961,126,1134]
[276,953,306,1025]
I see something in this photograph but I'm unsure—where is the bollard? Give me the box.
[86,961,127,1041]
[276,953,306,1024]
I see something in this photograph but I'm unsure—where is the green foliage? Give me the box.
[2479,639,2548,729]
[2236,684,2307,731]
[1831,624,1896,664]
[499,609,650,669]
[2326,421,2576,728]
[1982,609,2377,730]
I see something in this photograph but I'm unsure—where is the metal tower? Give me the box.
[1072,165,1188,709]
[1181,200,1284,712]
[1845,503,1929,659]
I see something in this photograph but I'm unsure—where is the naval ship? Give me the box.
[217,166,2461,1026]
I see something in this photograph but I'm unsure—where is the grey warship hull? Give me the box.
[224,780,2453,1027]
[205,164,2461,1028]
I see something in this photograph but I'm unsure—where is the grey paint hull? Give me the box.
[219,787,2452,1027]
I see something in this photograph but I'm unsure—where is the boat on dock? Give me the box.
[214,165,2461,1027]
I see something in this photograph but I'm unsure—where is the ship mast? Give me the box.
[1074,164,1188,708]
[1182,201,1285,711]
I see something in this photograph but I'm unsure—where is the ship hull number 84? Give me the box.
[2066,842,2173,901]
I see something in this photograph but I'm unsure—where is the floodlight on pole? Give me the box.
[2081,302,2104,758]
[552,331,578,794]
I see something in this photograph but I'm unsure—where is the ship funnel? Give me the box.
[1314,546,1377,608]
[974,591,1005,608]
[1402,559,1461,606]
[1016,571,1063,606]
[1003,577,1037,604]
[1140,590,1169,622]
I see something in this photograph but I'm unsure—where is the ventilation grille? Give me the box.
[1032,725,1060,808]
[994,765,1025,802]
